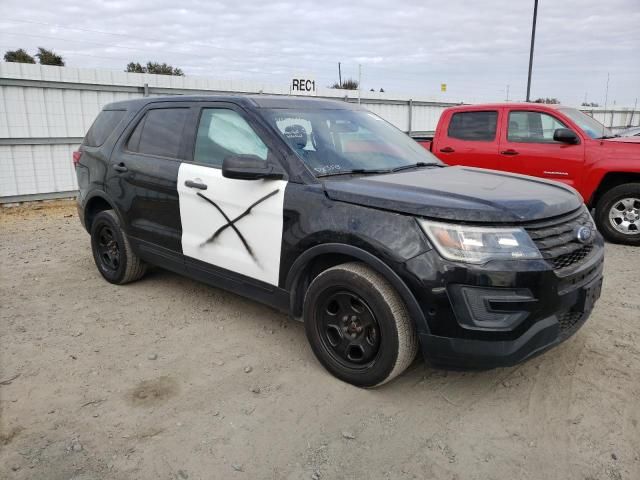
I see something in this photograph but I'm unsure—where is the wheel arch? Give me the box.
[285,243,428,333]
[83,192,122,233]
[589,171,640,207]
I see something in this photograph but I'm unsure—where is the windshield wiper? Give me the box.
[391,162,443,172]
[316,168,391,178]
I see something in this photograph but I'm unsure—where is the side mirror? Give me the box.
[222,155,284,180]
[553,128,580,144]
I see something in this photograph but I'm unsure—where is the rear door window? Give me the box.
[127,108,189,159]
[447,111,498,141]
[84,110,126,147]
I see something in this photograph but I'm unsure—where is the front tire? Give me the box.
[303,262,418,387]
[90,210,147,284]
[595,183,640,245]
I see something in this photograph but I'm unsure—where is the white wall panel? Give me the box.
[1,63,638,200]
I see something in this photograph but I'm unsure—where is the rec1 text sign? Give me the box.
[291,77,316,95]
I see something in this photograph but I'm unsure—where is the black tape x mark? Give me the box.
[196,189,280,260]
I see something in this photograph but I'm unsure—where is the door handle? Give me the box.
[113,163,128,172]
[500,149,519,156]
[184,180,208,190]
[439,147,455,153]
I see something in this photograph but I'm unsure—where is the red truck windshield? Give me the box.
[559,107,614,139]
[262,108,441,176]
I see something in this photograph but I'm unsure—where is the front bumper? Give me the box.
[403,234,604,369]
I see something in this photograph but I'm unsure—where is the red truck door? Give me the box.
[434,109,502,169]
[498,108,585,189]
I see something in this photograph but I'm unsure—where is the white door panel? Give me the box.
[178,163,287,285]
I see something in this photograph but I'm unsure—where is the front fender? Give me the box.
[285,242,429,334]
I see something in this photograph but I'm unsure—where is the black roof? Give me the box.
[105,94,360,111]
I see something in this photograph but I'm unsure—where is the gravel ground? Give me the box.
[1,200,639,480]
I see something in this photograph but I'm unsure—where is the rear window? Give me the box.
[84,110,126,147]
[447,111,498,141]
[127,108,189,159]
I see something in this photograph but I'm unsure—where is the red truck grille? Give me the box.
[525,208,596,271]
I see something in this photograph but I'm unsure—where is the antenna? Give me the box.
[338,62,342,88]
[602,73,610,139]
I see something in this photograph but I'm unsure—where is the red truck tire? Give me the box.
[594,183,640,245]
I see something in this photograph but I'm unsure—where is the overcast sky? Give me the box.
[1,0,639,106]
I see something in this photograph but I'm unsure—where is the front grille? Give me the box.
[551,244,593,269]
[557,311,588,339]
[525,208,595,271]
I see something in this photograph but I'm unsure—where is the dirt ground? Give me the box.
[1,199,639,480]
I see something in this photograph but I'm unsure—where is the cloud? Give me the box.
[1,0,638,105]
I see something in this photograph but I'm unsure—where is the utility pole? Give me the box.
[338,62,342,88]
[506,84,510,102]
[358,64,362,104]
[630,97,638,126]
[526,0,539,102]
[602,73,610,136]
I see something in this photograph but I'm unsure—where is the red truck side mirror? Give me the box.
[553,128,580,144]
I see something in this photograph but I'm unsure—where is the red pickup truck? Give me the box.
[416,103,640,245]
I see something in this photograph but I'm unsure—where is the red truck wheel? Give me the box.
[595,183,640,245]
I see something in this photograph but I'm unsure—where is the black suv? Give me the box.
[75,95,604,387]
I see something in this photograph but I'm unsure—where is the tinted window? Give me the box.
[127,108,189,158]
[508,111,567,143]
[84,110,125,147]
[447,111,498,141]
[194,109,268,167]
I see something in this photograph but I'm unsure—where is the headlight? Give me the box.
[418,219,542,264]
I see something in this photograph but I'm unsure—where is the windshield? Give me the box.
[261,108,442,176]
[559,107,614,139]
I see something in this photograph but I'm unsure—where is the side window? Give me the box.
[84,110,126,147]
[508,111,567,143]
[194,109,269,167]
[447,111,498,141]
[127,108,189,158]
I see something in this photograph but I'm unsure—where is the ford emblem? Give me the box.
[575,225,593,244]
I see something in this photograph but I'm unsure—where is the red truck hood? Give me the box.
[604,136,640,144]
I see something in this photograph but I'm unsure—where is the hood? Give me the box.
[323,166,582,223]
[604,136,640,144]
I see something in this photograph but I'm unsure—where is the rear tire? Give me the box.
[594,183,640,245]
[303,262,418,387]
[90,210,147,284]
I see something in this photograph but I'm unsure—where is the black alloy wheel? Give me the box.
[303,262,418,388]
[90,209,147,284]
[96,225,120,272]
[316,290,382,369]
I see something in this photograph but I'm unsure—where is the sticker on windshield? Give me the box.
[314,165,342,175]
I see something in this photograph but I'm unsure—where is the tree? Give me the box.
[125,61,184,76]
[581,101,600,107]
[329,78,359,90]
[146,62,183,76]
[126,62,146,73]
[4,48,36,64]
[35,47,64,66]
[533,97,560,104]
